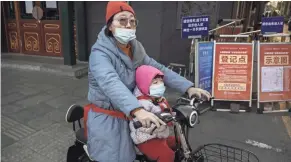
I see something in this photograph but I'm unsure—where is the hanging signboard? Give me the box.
[181,15,209,39]
[261,16,284,34]
[195,41,214,93]
[212,42,254,105]
[258,43,291,103]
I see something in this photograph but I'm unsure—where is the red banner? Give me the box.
[213,43,253,101]
[259,44,291,102]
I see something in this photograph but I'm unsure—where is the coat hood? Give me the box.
[135,65,164,95]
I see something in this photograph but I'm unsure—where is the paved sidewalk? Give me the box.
[1,69,88,162]
[1,68,291,162]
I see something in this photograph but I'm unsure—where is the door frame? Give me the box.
[1,1,21,53]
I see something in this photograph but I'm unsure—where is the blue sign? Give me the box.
[197,42,214,93]
[181,15,209,39]
[261,16,284,34]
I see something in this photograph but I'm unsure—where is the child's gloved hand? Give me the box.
[133,109,166,128]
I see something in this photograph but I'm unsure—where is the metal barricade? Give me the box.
[167,63,187,78]
[210,19,244,42]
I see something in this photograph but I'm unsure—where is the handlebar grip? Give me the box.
[133,121,143,129]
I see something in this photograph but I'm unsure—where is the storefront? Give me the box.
[2,1,63,56]
[1,1,87,65]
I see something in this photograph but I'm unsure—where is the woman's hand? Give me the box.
[187,87,211,101]
[133,109,166,128]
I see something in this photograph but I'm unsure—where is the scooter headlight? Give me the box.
[188,110,198,128]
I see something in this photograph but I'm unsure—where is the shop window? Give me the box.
[19,1,36,19]
[40,1,59,20]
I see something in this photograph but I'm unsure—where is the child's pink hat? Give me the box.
[135,65,164,95]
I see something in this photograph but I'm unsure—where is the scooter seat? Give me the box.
[76,128,87,144]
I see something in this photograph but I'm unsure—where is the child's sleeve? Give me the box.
[138,100,163,114]
[138,100,154,112]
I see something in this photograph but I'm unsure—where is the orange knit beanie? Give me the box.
[106,1,135,24]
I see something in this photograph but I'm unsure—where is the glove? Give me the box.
[132,109,166,128]
[187,87,211,101]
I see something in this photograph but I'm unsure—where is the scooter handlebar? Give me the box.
[133,97,214,129]
[133,112,173,129]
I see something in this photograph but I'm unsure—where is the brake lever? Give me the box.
[157,112,174,123]
[149,113,174,135]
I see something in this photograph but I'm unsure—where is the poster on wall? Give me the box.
[195,41,214,93]
[258,43,291,102]
[212,43,254,101]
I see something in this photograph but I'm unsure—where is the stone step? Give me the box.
[1,53,88,79]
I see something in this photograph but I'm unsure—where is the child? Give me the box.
[129,65,177,162]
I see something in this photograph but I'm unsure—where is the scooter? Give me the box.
[66,96,259,162]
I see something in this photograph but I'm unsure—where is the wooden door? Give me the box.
[18,1,43,55]
[18,1,62,57]
[39,1,62,56]
[2,2,20,53]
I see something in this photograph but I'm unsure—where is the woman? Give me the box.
[87,1,211,162]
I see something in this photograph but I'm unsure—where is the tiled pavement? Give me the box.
[1,69,88,162]
[1,68,291,162]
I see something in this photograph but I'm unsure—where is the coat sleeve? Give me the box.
[143,54,194,94]
[89,51,142,116]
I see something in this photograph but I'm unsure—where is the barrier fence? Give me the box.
[179,15,290,113]
[193,32,291,113]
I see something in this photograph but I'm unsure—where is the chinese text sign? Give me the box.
[197,42,213,93]
[213,44,253,101]
[181,15,209,39]
[259,44,291,102]
[261,16,284,34]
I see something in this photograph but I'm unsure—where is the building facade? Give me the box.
[1,1,265,66]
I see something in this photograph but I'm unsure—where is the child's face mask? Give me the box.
[149,83,166,97]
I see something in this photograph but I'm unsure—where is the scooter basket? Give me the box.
[192,143,259,162]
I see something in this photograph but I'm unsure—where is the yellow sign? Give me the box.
[264,55,289,65]
[219,55,248,64]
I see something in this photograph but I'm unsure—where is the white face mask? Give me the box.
[149,83,166,97]
[113,28,136,44]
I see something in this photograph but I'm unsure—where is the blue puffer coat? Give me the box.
[87,26,193,162]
